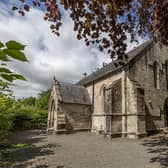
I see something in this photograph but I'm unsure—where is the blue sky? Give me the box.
[0,1,146,98]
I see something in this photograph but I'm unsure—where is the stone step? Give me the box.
[57,114,66,125]
[57,117,65,119]
[57,117,65,120]
[163,127,168,134]
[55,129,66,134]
[57,121,65,124]
[57,118,66,124]
[57,118,65,120]
[57,121,66,125]
[57,115,65,120]
[57,114,65,117]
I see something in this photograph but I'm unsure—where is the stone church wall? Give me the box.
[125,78,138,135]
[59,103,91,131]
[127,43,168,133]
[84,42,168,137]
[86,72,125,133]
[126,77,146,137]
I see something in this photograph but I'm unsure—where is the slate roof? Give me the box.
[77,40,153,86]
[58,81,91,105]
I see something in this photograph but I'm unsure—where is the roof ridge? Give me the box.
[59,81,85,88]
[77,39,153,86]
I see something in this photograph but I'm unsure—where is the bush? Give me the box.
[0,95,13,144]
[0,112,12,144]
[11,107,48,130]
[0,89,49,144]
[12,106,34,129]
[31,110,48,129]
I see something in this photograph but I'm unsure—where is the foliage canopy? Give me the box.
[13,0,168,65]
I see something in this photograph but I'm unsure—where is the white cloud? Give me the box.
[0,2,147,98]
[0,5,111,98]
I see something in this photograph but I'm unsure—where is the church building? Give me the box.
[47,40,168,138]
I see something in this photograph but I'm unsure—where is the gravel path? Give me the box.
[2,130,168,168]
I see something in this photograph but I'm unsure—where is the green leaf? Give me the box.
[0,80,10,87]
[0,50,9,61]
[1,63,7,66]
[0,74,14,82]
[11,74,26,81]
[3,49,28,62]
[0,68,12,74]
[2,89,12,93]
[0,41,4,48]
[6,41,25,50]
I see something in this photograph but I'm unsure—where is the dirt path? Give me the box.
[0,130,168,168]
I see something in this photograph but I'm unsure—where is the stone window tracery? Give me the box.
[153,61,160,89]
[99,84,106,113]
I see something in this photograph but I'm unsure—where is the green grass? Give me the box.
[0,143,30,168]
[11,143,29,148]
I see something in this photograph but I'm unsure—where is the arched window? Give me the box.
[99,84,106,113]
[165,60,168,90]
[153,61,160,89]
[99,84,106,96]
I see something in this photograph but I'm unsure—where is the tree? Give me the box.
[10,89,50,130]
[0,41,27,94]
[36,89,50,110]
[22,96,36,106]
[13,0,168,65]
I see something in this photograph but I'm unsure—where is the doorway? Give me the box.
[164,98,168,127]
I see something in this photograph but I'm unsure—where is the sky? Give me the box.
[0,1,147,98]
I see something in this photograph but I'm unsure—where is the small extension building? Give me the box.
[47,40,168,138]
[47,80,91,133]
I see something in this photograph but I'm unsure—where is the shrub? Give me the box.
[31,110,48,129]
[0,112,12,144]
[11,106,33,129]
[11,107,48,130]
[0,95,13,144]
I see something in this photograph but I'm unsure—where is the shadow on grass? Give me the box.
[0,130,61,168]
[8,130,47,145]
[142,135,168,168]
